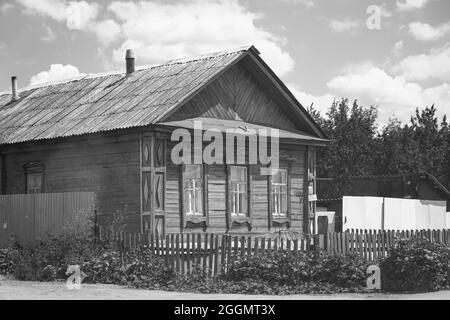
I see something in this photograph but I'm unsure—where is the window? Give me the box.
[230,166,248,216]
[24,162,44,194]
[183,165,203,216]
[26,173,42,194]
[271,169,288,217]
[307,149,316,234]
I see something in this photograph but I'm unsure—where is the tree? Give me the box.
[310,99,378,194]
[311,101,450,192]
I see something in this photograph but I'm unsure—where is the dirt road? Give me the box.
[1,279,449,300]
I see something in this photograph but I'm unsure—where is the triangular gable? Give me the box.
[158,47,327,139]
[166,63,301,132]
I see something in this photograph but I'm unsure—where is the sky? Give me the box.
[0,0,449,125]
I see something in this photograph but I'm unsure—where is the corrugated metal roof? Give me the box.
[0,47,253,146]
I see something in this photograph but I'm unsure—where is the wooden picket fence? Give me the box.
[102,231,324,277]
[97,228,450,276]
[326,229,450,262]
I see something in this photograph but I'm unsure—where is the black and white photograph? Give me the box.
[0,0,449,307]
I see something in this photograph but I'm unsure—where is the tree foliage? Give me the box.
[310,100,450,189]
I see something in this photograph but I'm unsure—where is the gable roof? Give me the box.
[0,46,326,146]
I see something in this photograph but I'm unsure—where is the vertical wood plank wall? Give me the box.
[165,137,307,235]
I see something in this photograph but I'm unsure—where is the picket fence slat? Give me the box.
[105,228,450,278]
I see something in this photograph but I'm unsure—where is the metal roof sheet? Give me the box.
[0,47,251,145]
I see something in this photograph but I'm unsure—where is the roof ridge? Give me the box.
[0,46,252,97]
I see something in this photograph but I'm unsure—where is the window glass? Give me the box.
[26,173,42,194]
[184,165,203,216]
[231,166,247,216]
[272,169,288,216]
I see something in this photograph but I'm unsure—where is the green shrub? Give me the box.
[380,237,450,293]
[81,250,126,284]
[3,231,450,295]
[221,251,370,293]
[311,253,369,288]
[0,237,174,288]
[0,246,22,275]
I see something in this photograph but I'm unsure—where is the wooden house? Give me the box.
[0,46,328,236]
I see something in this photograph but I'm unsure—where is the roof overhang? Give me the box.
[157,117,330,146]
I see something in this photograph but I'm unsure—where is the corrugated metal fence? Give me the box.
[0,192,96,246]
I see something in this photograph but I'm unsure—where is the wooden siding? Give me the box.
[165,133,307,234]
[1,133,141,231]
[167,64,301,132]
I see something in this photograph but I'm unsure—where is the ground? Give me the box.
[0,279,449,300]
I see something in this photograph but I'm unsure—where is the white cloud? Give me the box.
[66,1,100,30]
[397,0,431,11]
[274,0,315,8]
[17,0,66,21]
[93,19,122,45]
[17,0,101,31]
[29,64,85,86]
[288,84,335,115]
[41,24,56,42]
[422,83,450,111]
[16,0,294,76]
[329,18,360,33]
[0,2,14,14]
[408,22,450,41]
[392,41,404,57]
[326,63,449,123]
[107,0,295,76]
[392,45,450,81]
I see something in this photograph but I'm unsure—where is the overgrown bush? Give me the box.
[0,246,21,275]
[220,251,370,294]
[380,237,450,293]
[80,248,174,288]
[2,229,450,295]
[0,238,174,288]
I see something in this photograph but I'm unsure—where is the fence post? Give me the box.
[180,234,185,276]
[203,233,209,274]
[240,236,246,259]
[247,236,252,257]
[186,233,191,275]
[220,235,226,273]
[196,234,202,269]
[208,234,214,277]
[175,234,181,274]
[213,235,219,276]
[226,235,232,270]
[314,234,325,251]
